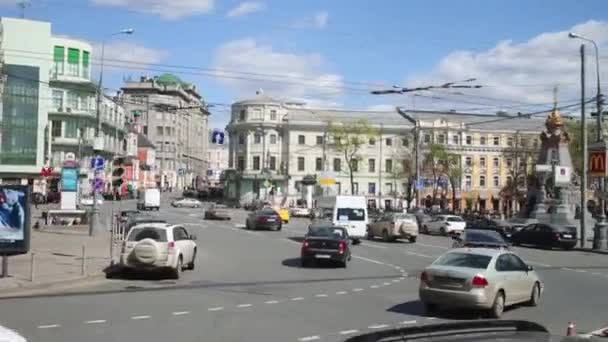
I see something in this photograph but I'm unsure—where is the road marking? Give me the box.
[369,324,389,329]
[353,288,363,292]
[37,324,60,329]
[574,269,587,273]
[237,304,253,308]
[400,320,417,325]
[131,315,151,320]
[234,224,246,228]
[405,251,434,258]
[529,262,551,267]
[361,242,388,249]
[298,336,320,341]
[315,294,328,298]
[370,285,379,289]
[562,267,575,271]
[353,255,385,265]
[171,311,190,316]
[265,300,279,304]
[340,329,359,335]
[188,213,197,217]
[208,307,224,311]
[591,272,603,276]
[383,282,391,286]
[426,317,437,320]
[336,291,347,295]
[84,320,106,324]
[416,243,448,250]
[291,297,304,301]
[392,279,400,282]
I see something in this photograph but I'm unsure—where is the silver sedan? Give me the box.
[171,198,202,208]
[419,247,542,318]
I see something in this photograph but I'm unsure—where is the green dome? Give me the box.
[156,73,185,86]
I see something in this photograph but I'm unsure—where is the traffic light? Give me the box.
[112,158,125,188]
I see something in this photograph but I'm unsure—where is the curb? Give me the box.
[574,248,608,255]
[0,272,106,299]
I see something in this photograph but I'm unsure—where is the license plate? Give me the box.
[315,254,331,259]
[562,234,572,238]
[267,219,276,222]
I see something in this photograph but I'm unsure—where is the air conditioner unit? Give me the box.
[66,107,72,113]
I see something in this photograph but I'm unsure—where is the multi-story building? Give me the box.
[225,94,544,213]
[206,129,229,188]
[121,74,210,190]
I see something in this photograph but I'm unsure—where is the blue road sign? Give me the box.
[415,179,424,190]
[211,130,225,145]
[90,156,104,171]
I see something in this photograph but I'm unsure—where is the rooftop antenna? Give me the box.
[17,0,30,18]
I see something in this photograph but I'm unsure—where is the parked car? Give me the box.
[511,223,577,250]
[300,224,351,268]
[291,206,312,218]
[466,218,515,240]
[508,217,538,233]
[171,197,202,208]
[120,223,197,279]
[419,248,543,318]
[204,204,231,220]
[422,215,466,235]
[452,229,510,249]
[367,212,418,243]
[122,214,167,236]
[245,209,282,231]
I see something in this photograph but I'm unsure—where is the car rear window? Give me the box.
[465,230,506,244]
[128,227,168,242]
[336,208,365,221]
[447,217,463,222]
[434,252,492,269]
[260,209,277,215]
[309,226,346,238]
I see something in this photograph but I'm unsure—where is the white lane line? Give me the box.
[298,336,320,341]
[361,242,388,249]
[353,288,364,292]
[171,311,190,316]
[84,320,107,324]
[336,291,347,295]
[591,272,603,276]
[370,285,379,289]
[562,267,575,271]
[131,315,151,320]
[528,262,551,267]
[392,279,400,282]
[291,297,305,301]
[208,307,224,311]
[265,300,279,304]
[426,317,437,320]
[37,324,60,329]
[368,324,390,329]
[383,282,391,286]
[405,251,434,258]
[400,320,417,325]
[574,269,587,273]
[340,329,359,335]
[188,213,197,217]
[237,304,253,308]
[315,294,328,298]
[416,243,448,250]
[234,224,246,228]
[353,255,385,265]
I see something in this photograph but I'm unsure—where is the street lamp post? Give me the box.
[569,32,606,250]
[89,28,134,237]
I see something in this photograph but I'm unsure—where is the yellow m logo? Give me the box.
[590,153,605,172]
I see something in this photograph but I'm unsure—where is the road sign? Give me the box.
[90,156,104,171]
[211,130,225,145]
[94,178,104,192]
[415,179,424,190]
[554,166,571,185]
[318,171,336,186]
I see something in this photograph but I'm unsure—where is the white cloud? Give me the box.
[92,41,169,74]
[292,10,329,29]
[405,20,608,114]
[211,38,344,102]
[226,1,264,18]
[90,0,214,20]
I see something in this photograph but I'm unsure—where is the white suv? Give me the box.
[120,223,197,279]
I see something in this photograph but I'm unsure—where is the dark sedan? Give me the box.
[452,229,510,249]
[465,218,514,240]
[511,223,577,250]
[245,209,282,231]
[301,224,351,268]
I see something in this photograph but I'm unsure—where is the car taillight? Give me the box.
[472,275,488,288]
[302,239,309,251]
[420,271,429,284]
[168,241,175,253]
[338,241,346,254]
[553,232,561,240]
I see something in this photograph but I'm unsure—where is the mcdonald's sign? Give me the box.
[589,151,607,176]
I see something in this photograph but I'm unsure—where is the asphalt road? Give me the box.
[1,203,607,341]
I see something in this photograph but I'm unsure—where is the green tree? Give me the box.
[446,154,463,211]
[500,133,538,210]
[328,120,378,195]
[387,157,413,205]
[566,120,597,176]
[423,144,461,207]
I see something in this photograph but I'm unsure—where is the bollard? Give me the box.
[30,253,35,282]
[81,245,87,276]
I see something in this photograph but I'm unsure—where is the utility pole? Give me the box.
[378,124,383,209]
[580,44,588,248]
[322,126,328,196]
[17,0,29,18]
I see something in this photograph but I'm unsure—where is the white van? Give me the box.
[315,195,368,243]
[137,188,161,211]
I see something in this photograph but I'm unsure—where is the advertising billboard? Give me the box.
[0,185,31,255]
[61,167,78,192]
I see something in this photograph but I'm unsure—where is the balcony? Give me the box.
[48,106,95,119]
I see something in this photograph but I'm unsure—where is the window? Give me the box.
[507,176,513,184]
[143,126,148,135]
[520,138,527,147]
[493,158,499,167]
[270,109,277,121]
[493,136,500,146]
[480,157,486,168]
[479,175,486,188]
[51,120,62,137]
[369,138,376,146]
[385,159,393,173]
[270,134,277,144]
[239,109,246,120]
[466,135,472,145]
[465,175,472,188]
[452,135,459,144]
[480,136,486,145]
[507,137,514,147]
[437,134,445,144]
[402,138,409,147]
[333,158,341,172]
[316,136,324,145]
[465,157,472,166]
[533,138,539,148]
[298,157,305,171]
[435,252,491,269]
[254,133,261,144]
[315,157,323,171]
[368,158,376,172]
[67,91,78,110]
[385,183,393,193]
[353,182,359,195]
[336,208,365,221]
[351,159,358,172]
[269,156,277,170]
[238,134,245,145]
[493,176,500,188]
[65,120,78,138]
[386,138,392,146]
[424,134,431,143]
[165,127,172,136]
[67,48,79,76]
[156,126,164,136]
[298,135,305,145]
[368,182,376,195]
[506,158,513,167]
[82,51,89,78]
[253,156,260,170]
[52,90,63,110]
[53,46,65,76]
[237,156,245,171]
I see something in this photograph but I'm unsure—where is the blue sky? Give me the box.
[2,0,608,128]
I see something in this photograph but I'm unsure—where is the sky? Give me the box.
[2,0,608,129]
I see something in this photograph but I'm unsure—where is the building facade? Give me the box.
[225,95,544,212]
[121,75,210,190]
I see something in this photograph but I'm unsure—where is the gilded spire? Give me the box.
[545,85,564,132]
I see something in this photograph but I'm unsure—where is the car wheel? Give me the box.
[172,256,183,279]
[366,229,374,240]
[187,249,196,270]
[424,303,438,314]
[563,245,574,251]
[440,227,446,236]
[422,225,429,234]
[409,236,417,243]
[301,258,312,267]
[527,282,541,306]
[340,259,347,268]
[352,239,361,245]
[382,230,390,242]
[488,291,505,318]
